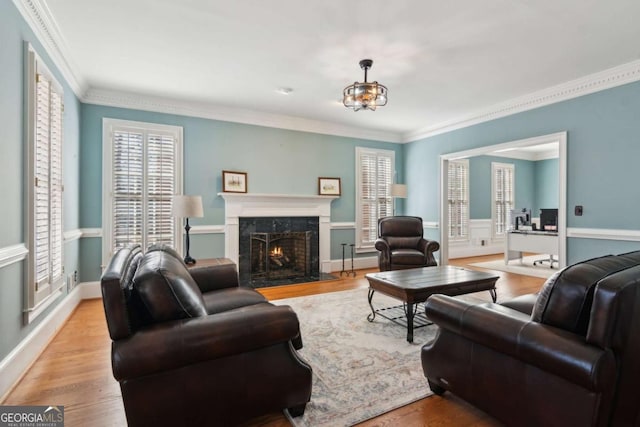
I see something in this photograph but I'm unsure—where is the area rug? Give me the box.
[470,255,558,279]
[275,288,435,427]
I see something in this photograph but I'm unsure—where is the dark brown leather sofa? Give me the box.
[421,251,640,426]
[375,216,440,271]
[101,244,312,426]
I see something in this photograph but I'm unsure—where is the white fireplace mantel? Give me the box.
[218,193,338,272]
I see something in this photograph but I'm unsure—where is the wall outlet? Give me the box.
[67,273,77,292]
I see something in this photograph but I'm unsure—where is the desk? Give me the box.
[505,230,558,264]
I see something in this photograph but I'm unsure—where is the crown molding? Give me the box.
[13,0,86,97]
[14,0,640,144]
[83,88,403,143]
[404,59,640,142]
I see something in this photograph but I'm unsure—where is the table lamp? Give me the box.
[172,195,204,264]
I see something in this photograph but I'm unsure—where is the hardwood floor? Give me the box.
[1,254,545,426]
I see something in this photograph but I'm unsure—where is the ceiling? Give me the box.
[41,0,640,142]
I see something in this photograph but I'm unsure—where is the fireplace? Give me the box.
[250,231,311,280]
[239,216,319,286]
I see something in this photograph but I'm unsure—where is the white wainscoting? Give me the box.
[449,219,503,259]
[4,225,640,399]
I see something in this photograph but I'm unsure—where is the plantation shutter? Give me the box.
[34,73,64,298]
[146,134,176,246]
[110,125,178,254]
[112,131,144,250]
[493,162,514,237]
[356,148,394,249]
[448,160,469,240]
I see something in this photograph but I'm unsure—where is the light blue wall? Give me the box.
[468,156,536,219]
[79,104,403,280]
[405,80,640,264]
[0,2,81,361]
[534,158,559,215]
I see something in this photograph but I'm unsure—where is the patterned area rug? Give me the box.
[470,255,558,279]
[275,288,435,427]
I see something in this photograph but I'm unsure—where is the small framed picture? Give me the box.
[222,170,247,193]
[318,177,341,196]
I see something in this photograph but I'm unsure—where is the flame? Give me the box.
[270,246,283,257]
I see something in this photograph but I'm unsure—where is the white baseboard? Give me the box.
[328,255,378,273]
[0,282,97,402]
[449,243,503,259]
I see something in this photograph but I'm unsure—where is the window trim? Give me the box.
[491,161,515,240]
[355,146,395,253]
[102,118,184,266]
[24,43,65,324]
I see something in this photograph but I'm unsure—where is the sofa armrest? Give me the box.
[112,303,300,381]
[188,259,239,292]
[425,295,616,392]
[418,239,440,266]
[374,238,390,252]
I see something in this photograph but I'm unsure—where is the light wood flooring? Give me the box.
[1,254,545,426]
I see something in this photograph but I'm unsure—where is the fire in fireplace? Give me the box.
[250,231,311,280]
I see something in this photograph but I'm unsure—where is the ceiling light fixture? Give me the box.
[343,59,387,111]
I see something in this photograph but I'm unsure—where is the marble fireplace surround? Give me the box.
[218,193,338,273]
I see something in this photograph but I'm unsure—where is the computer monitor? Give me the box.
[540,208,558,231]
[511,208,531,230]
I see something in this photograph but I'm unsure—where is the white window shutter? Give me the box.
[356,148,394,250]
[112,130,144,250]
[107,122,181,256]
[26,44,65,320]
[49,90,64,284]
[492,162,515,238]
[448,160,469,240]
[146,133,176,246]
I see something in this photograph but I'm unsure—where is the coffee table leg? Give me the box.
[405,302,414,343]
[489,288,497,303]
[367,288,376,322]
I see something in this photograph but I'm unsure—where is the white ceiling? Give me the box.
[40,0,640,142]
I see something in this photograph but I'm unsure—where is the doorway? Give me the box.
[439,132,567,268]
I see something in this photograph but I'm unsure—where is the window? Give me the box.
[25,45,64,321]
[448,159,469,241]
[102,119,183,263]
[355,147,394,251]
[492,162,515,239]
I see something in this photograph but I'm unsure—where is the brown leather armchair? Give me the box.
[421,251,640,426]
[101,244,312,426]
[374,216,440,271]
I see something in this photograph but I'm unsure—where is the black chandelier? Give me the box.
[343,59,388,111]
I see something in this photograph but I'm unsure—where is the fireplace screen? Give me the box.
[250,231,311,280]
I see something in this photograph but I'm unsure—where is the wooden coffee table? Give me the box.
[365,266,499,342]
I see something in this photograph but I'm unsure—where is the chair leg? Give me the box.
[428,379,447,396]
[287,403,307,418]
[533,255,557,268]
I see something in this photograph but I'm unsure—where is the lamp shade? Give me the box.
[172,195,204,218]
[390,184,407,198]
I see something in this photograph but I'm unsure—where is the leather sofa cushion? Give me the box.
[202,288,268,314]
[134,249,207,323]
[386,236,421,250]
[391,248,425,265]
[531,254,638,335]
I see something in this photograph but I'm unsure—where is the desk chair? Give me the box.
[533,254,557,268]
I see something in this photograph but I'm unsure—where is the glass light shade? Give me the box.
[172,195,204,218]
[343,81,388,111]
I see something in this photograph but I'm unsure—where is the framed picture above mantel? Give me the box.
[222,170,247,193]
[318,177,341,196]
